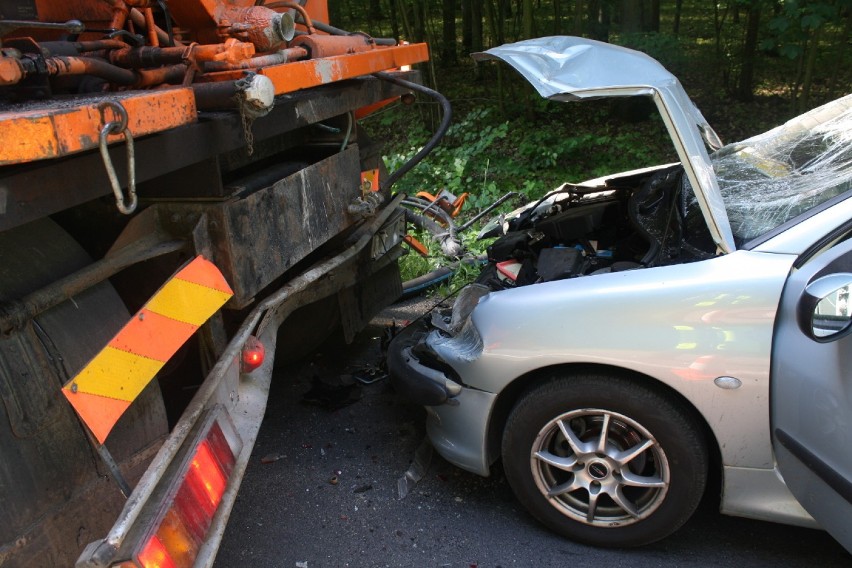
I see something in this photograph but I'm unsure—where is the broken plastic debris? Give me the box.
[397,438,433,499]
[352,366,388,385]
[295,562,308,568]
[260,453,284,464]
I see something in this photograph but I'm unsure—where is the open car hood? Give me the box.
[473,36,736,254]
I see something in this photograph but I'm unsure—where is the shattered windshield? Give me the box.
[691,94,852,242]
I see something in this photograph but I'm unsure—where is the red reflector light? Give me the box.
[240,335,265,373]
[134,414,242,568]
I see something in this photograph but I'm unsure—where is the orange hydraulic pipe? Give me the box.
[203,46,308,71]
[128,8,178,47]
[0,57,24,86]
[143,7,159,47]
[107,0,130,30]
[135,64,186,86]
[43,56,136,84]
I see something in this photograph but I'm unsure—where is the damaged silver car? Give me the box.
[388,36,852,550]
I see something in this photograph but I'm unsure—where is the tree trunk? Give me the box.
[370,0,383,21]
[621,0,642,34]
[366,0,379,36]
[387,0,400,39]
[574,0,584,35]
[442,0,458,64]
[647,0,660,32]
[472,0,483,52]
[462,0,472,53]
[397,0,413,41]
[801,26,822,109]
[522,0,533,38]
[328,0,342,26]
[713,0,730,73]
[412,0,425,43]
[553,0,562,34]
[673,0,683,36]
[496,0,507,44]
[587,0,610,41]
[484,0,498,48]
[736,1,761,102]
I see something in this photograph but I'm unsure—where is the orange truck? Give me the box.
[0,2,439,566]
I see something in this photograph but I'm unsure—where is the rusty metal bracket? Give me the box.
[98,101,138,215]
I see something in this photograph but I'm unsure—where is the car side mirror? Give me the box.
[798,273,852,342]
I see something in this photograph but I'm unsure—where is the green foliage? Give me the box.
[379,88,676,298]
[355,1,851,298]
[382,108,510,200]
[618,32,688,73]
[763,0,846,59]
[397,228,437,283]
[367,84,676,224]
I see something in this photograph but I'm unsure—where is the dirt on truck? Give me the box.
[0,2,446,566]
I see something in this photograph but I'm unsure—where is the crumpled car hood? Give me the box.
[473,36,736,254]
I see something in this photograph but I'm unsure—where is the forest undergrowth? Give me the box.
[360,26,850,292]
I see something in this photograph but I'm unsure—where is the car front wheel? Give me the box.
[502,373,708,547]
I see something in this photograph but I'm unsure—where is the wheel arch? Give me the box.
[485,362,723,501]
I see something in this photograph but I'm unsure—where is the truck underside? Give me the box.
[0,1,434,565]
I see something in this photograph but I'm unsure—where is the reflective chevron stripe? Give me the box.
[62,256,233,444]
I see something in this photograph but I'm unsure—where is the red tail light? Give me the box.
[130,412,242,568]
[240,335,265,373]
[137,536,176,568]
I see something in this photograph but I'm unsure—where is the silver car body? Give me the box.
[419,37,852,529]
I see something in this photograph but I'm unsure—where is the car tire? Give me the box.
[501,373,708,547]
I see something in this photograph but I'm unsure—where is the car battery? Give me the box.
[537,247,583,281]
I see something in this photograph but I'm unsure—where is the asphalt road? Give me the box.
[216,298,850,568]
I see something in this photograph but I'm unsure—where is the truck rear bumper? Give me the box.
[77,194,406,567]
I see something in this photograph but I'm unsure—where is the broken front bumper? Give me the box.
[388,285,496,476]
[387,321,462,406]
[388,323,496,476]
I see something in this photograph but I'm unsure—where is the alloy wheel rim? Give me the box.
[530,408,670,527]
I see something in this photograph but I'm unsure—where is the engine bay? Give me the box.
[476,164,717,290]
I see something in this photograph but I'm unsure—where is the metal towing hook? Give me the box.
[98,100,137,215]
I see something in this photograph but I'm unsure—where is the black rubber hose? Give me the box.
[403,203,463,258]
[374,72,452,192]
[402,196,455,227]
[311,21,397,45]
[400,255,487,298]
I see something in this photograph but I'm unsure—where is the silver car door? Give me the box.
[771,230,852,553]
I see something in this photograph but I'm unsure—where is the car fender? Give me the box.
[429,250,796,469]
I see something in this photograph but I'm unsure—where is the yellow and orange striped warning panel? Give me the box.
[62,256,233,444]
